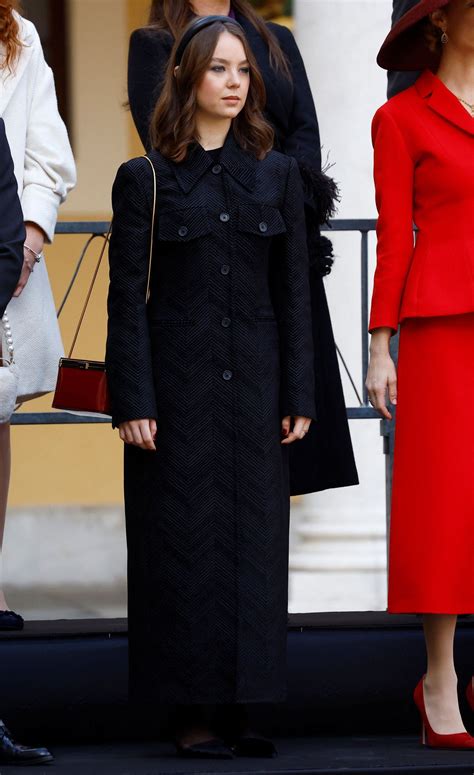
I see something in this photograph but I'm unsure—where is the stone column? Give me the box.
[289,0,393,613]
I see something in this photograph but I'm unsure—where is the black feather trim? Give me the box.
[307,223,335,277]
[298,162,340,226]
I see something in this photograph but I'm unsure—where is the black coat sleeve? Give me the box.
[271,24,321,170]
[0,119,25,318]
[272,24,338,277]
[128,28,173,151]
[274,158,316,421]
[106,159,158,428]
[387,0,420,98]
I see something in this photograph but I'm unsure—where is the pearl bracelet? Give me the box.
[1,312,14,360]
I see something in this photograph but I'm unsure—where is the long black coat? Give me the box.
[387,0,420,98]
[128,17,358,495]
[106,133,316,703]
[0,119,24,318]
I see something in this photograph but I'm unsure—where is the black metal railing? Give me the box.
[10,220,395,521]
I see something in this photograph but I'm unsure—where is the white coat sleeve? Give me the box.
[21,24,76,242]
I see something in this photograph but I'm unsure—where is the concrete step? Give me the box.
[290,551,387,572]
[296,522,386,540]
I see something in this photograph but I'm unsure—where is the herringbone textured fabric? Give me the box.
[106,131,315,704]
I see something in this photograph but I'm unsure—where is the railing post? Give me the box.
[360,230,369,405]
[380,331,399,567]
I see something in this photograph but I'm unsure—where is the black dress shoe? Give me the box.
[176,738,234,759]
[0,721,54,765]
[0,610,24,631]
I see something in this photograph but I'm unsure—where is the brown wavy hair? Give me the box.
[148,0,290,79]
[0,1,23,73]
[150,19,274,161]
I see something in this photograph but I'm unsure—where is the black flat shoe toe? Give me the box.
[232,733,277,758]
[176,738,234,759]
[0,610,24,631]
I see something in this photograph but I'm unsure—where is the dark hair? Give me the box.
[422,16,443,56]
[150,19,274,161]
[0,1,23,72]
[148,0,291,79]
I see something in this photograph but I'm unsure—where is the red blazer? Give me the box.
[369,69,474,332]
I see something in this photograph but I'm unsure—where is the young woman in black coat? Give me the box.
[128,0,358,497]
[107,16,316,758]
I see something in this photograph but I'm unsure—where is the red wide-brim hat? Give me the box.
[377,0,450,71]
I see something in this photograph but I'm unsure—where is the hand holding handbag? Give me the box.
[0,311,20,424]
[52,155,157,415]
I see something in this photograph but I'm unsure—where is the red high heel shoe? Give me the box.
[413,676,474,749]
[466,678,474,711]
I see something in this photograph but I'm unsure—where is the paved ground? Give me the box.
[1,737,474,775]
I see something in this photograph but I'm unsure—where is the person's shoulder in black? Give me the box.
[387,0,421,98]
[128,26,174,150]
[0,119,25,318]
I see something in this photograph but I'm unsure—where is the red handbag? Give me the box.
[52,155,157,415]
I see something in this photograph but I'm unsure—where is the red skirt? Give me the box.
[388,313,474,614]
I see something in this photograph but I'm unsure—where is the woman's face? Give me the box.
[433,1,474,53]
[195,31,250,122]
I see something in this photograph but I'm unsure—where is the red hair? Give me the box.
[0,2,23,72]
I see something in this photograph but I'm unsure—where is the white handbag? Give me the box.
[5,257,64,402]
[0,311,20,424]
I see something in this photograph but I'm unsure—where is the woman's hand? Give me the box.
[119,419,157,451]
[366,327,397,420]
[281,416,312,444]
[14,222,46,297]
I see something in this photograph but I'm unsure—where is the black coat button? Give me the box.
[259,222,268,233]
[178,226,188,237]
[220,264,230,276]
[221,317,231,328]
[223,370,233,381]
[212,164,222,175]
[220,212,230,223]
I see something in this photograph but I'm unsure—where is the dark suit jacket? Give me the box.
[388,0,421,98]
[0,119,24,317]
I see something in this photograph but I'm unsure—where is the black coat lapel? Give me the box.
[170,131,257,194]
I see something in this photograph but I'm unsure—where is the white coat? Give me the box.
[0,12,76,402]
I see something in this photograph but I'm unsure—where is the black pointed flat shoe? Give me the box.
[0,720,54,765]
[0,610,24,631]
[232,732,277,758]
[176,738,234,759]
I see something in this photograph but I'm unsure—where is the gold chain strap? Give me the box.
[68,155,157,358]
[142,155,157,303]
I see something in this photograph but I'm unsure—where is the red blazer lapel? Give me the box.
[416,70,474,137]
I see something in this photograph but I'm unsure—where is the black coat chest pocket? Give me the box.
[158,207,212,242]
[238,205,287,237]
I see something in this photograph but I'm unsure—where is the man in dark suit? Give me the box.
[388,0,421,98]
[0,119,53,766]
[0,119,24,317]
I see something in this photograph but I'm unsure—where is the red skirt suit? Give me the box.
[370,70,474,614]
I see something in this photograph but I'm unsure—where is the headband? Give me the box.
[175,15,244,66]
